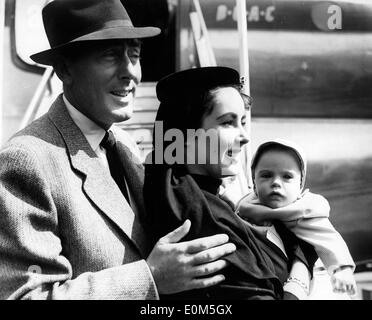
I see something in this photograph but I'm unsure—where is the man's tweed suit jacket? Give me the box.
[0,95,158,299]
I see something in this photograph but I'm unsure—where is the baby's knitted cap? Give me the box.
[251,138,307,189]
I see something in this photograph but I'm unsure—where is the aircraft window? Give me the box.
[13,0,49,70]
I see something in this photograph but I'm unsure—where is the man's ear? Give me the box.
[53,56,73,85]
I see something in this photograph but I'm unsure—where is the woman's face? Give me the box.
[186,87,249,178]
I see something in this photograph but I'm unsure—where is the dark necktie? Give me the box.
[100,130,131,206]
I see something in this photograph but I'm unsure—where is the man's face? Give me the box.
[64,39,141,129]
[254,149,302,208]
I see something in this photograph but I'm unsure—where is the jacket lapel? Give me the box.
[115,141,145,215]
[47,95,146,255]
[114,140,151,255]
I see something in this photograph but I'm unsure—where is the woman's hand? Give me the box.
[283,259,311,300]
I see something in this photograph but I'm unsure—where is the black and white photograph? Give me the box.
[0,0,371,308]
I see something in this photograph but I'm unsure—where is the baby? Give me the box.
[236,139,356,296]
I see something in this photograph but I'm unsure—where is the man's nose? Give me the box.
[118,53,141,83]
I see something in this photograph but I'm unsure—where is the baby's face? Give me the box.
[254,149,302,208]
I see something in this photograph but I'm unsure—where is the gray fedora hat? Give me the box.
[30,0,161,65]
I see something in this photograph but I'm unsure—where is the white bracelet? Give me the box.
[283,281,308,300]
[284,276,309,295]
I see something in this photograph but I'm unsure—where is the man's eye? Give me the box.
[283,174,293,179]
[130,54,141,62]
[102,50,119,59]
[128,49,141,59]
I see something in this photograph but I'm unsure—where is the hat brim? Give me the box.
[30,26,161,65]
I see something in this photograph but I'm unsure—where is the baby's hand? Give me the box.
[297,191,330,219]
[331,267,357,296]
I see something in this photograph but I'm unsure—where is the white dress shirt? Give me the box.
[63,95,109,170]
[63,95,137,211]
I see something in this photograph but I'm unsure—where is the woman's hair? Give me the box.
[156,84,251,136]
[153,67,252,156]
[192,84,252,129]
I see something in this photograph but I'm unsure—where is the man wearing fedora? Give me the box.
[0,0,235,299]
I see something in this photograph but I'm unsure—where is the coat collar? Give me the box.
[62,94,105,152]
[47,95,149,256]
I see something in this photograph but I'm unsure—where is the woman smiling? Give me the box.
[144,67,317,300]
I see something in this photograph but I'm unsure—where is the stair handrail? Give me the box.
[188,0,253,193]
[236,0,253,189]
[19,66,55,130]
[189,0,216,67]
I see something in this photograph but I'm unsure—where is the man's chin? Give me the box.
[113,110,133,123]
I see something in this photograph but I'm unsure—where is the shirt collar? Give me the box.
[63,94,107,152]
